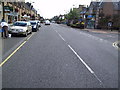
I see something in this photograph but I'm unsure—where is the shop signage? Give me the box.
[4,6,13,12]
[4,6,10,12]
[6,12,18,16]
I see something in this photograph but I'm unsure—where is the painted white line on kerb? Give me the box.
[67,44,94,74]
[113,42,120,50]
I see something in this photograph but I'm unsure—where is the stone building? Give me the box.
[0,2,3,21]
[0,1,39,23]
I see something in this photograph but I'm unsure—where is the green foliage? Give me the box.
[99,18,109,26]
[66,8,80,20]
[51,16,59,21]
[98,15,120,30]
[112,14,120,28]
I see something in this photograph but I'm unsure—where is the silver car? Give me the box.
[9,21,32,37]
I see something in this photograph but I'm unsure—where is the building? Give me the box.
[98,1,120,29]
[86,2,100,29]
[86,0,120,29]
[0,1,39,23]
[26,2,38,20]
[0,2,3,21]
[100,1,120,17]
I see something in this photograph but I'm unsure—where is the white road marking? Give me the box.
[93,73,103,84]
[79,32,110,43]
[55,30,58,33]
[58,34,66,42]
[67,45,94,74]
[113,41,120,50]
[54,28,103,86]
[54,29,66,42]
[107,35,115,38]
[67,44,103,85]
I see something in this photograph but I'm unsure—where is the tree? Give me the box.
[66,8,80,20]
[112,14,120,30]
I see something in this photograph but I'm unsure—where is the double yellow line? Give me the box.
[0,33,34,67]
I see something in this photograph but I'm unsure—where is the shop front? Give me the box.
[6,12,18,23]
[4,6,19,23]
[86,15,95,29]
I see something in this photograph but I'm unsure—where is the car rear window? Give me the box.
[13,22,27,26]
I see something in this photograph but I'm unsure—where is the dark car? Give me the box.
[30,21,39,32]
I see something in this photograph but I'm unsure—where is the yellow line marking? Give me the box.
[0,41,26,67]
[0,33,34,67]
[26,33,34,41]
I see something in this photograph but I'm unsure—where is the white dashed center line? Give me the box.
[54,28,104,86]
[67,44,94,74]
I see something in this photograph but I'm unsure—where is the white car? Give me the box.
[45,20,50,25]
[9,21,32,37]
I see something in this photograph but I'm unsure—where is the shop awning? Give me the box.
[6,12,18,16]
[87,15,93,18]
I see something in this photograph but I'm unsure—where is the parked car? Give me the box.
[9,21,32,37]
[51,21,55,23]
[30,21,39,32]
[45,20,50,25]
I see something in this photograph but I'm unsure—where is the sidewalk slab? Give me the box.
[84,29,120,34]
[60,24,120,34]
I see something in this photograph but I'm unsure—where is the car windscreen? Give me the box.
[30,22,37,25]
[13,22,27,26]
[45,20,50,23]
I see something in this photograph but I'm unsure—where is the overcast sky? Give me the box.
[25,0,92,19]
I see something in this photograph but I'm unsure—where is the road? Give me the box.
[1,23,119,88]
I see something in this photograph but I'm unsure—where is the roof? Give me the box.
[89,2,101,11]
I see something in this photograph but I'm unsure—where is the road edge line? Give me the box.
[0,33,34,67]
[0,41,26,67]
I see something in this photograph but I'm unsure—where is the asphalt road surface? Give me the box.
[2,23,119,88]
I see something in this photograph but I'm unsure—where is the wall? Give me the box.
[102,2,114,16]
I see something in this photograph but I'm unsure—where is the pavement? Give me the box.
[1,23,118,88]
[85,28,120,34]
[60,24,120,34]
[60,24,120,49]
